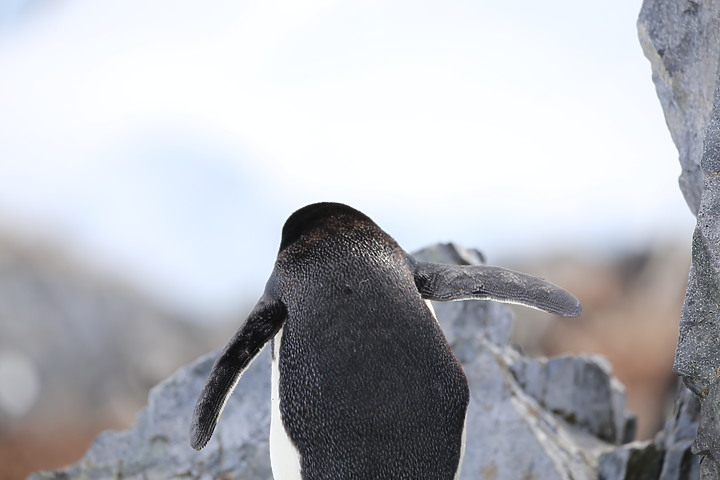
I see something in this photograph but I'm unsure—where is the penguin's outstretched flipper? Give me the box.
[412,260,581,318]
[190,294,286,450]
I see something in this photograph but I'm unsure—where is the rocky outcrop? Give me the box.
[510,355,635,445]
[598,383,700,480]
[637,0,720,216]
[639,0,720,476]
[29,350,274,480]
[31,244,636,480]
[655,386,701,480]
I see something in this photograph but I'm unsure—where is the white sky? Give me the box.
[0,0,695,316]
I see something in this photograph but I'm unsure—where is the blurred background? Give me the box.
[0,0,695,478]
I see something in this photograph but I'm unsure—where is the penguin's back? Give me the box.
[274,235,469,479]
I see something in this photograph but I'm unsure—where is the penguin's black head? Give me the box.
[279,202,375,252]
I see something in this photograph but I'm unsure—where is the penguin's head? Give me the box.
[279,202,376,252]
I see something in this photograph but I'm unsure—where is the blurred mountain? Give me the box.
[0,229,239,480]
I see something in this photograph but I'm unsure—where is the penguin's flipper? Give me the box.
[190,294,287,450]
[412,260,581,318]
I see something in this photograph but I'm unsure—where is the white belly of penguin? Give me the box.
[270,328,303,480]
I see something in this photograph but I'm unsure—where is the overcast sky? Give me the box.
[0,0,695,316]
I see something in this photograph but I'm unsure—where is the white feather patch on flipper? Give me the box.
[424,299,440,326]
[270,328,303,480]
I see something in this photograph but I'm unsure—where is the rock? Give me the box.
[510,354,636,444]
[639,0,720,475]
[32,243,634,480]
[655,385,700,480]
[637,0,720,215]
[598,441,664,480]
[29,349,274,480]
[600,383,701,480]
[0,230,243,478]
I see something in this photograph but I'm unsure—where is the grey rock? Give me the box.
[32,243,632,480]
[30,349,273,480]
[612,385,700,480]
[637,0,720,215]
[694,378,720,464]
[677,173,720,395]
[598,441,664,480]
[454,341,605,479]
[655,385,700,480]
[678,167,720,478]
[639,0,720,476]
[700,456,720,480]
[597,382,701,480]
[510,354,636,444]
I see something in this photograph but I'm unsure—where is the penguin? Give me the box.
[190,202,581,480]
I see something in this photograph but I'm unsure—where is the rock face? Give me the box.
[598,384,700,480]
[637,0,720,216]
[29,350,274,480]
[639,0,720,476]
[31,243,636,480]
[510,355,635,445]
[656,386,701,480]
